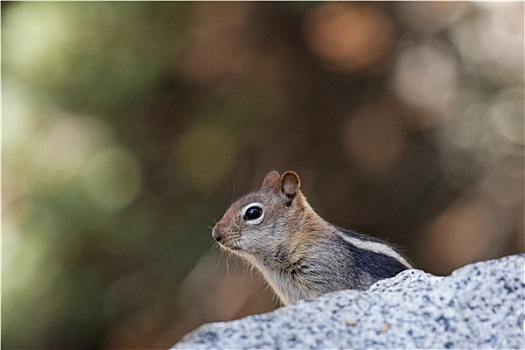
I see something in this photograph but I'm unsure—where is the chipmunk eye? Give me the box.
[245,207,262,220]
[241,202,264,225]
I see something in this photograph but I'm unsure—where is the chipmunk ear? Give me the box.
[261,170,281,192]
[281,171,301,205]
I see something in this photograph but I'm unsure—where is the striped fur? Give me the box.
[213,171,413,305]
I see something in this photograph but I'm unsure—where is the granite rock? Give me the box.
[173,254,525,349]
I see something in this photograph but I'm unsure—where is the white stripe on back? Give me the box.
[333,230,412,268]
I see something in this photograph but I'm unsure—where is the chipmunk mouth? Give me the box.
[217,239,243,251]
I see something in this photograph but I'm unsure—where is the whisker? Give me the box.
[223,187,229,203]
[214,250,221,269]
[225,253,230,276]
[231,170,236,199]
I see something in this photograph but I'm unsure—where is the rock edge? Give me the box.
[174,254,525,349]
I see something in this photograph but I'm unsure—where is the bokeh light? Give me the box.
[304,3,394,72]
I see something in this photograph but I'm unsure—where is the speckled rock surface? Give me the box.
[173,254,525,349]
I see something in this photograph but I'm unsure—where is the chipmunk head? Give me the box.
[212,170,304,261]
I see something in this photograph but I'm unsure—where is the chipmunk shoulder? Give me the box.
[212,170,412,305]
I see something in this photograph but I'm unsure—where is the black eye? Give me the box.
[241,202,264,224]
[244,206,262,221]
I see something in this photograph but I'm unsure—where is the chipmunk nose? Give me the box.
[212,226,222,242]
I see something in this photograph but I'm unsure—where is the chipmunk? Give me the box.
[212,170,412,305]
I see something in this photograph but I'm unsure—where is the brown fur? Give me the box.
[212,170,412,305]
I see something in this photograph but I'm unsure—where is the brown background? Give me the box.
[3,2,523,349]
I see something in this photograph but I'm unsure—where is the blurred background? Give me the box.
[2,2,523,349]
